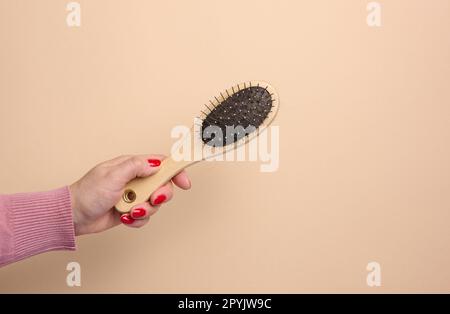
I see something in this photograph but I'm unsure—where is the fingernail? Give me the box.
[131,208,146,218]
[185,177,192,189]
[120,214,135,224]
[153,194,166,205]
[147,159,161,167]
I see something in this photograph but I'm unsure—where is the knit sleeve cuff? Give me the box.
[9,186,76,263]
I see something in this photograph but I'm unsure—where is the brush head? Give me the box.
[201,83,275,147]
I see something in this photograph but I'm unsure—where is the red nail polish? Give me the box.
[147,159,161,167]
[153,194,166,205]
[131,208,146,218]
[120,214,135,224]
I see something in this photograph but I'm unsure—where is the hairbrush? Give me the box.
[115,81,279,213]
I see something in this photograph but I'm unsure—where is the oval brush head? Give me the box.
[201,84,274,147]
[115,81,279,213]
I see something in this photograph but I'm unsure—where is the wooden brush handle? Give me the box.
[115,157,196,213]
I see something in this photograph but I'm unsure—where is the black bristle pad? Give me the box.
[202,86,272,147]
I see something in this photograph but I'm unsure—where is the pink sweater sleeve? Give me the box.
[0,186,76,267]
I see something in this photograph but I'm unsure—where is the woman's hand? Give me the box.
[68,155,191,236]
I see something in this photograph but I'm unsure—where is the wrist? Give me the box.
[68,182,83,235]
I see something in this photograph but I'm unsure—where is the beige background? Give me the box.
[0,0,449,293]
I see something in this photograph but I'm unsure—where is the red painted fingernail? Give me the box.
[131,208,146,218]
[153,194,166,205]
[120,214,135,224]
[147,159,161,167]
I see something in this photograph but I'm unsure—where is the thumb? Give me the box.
[111,155,163,184]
